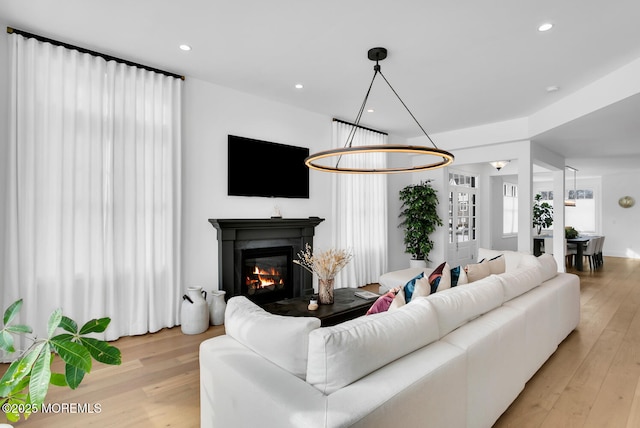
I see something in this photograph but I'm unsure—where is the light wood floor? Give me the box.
[3,256,640,427]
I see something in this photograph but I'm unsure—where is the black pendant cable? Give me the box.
[305,47,454,174]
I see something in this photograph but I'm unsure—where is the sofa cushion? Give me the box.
[378,267,432,293]
[224,296,321,379]
[427,275,505,337]
[496,265,542,302]
[306,298,440,394]
[537,253,558,282]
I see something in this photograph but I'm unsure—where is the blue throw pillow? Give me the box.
[450,265,461,287]
[403,272,424,303]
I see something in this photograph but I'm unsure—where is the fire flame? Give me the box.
[249,265,284,288]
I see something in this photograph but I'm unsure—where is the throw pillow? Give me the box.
[388,286,407,311]
[402,272,425,303]
[413,275,433,299]
[487,254,506,274]
[428,262,448,294]
[465,260,491,283]
[450,265,469,286]
[366,288,398,315]
[436,262,452,292]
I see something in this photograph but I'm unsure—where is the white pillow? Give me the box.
[224,296,321,379]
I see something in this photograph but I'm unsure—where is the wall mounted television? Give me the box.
[227,135,310,199]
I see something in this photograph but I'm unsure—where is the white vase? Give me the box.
[209,290,227,326]
[181,286,209,335]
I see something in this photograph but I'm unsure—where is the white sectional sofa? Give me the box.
[200,249,580,428]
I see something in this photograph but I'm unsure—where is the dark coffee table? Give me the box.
[261,288,379,326]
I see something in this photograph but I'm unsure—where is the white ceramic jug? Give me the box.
[181,286,209,334]
[209,290,227,326]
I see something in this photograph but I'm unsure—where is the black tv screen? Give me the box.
[228,135,310,198]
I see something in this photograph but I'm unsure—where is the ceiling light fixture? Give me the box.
[564,166,578,207]
[538,23,553,32]
[489,160,510,171]
[305,47,454,174]
[179,44,192,51]
[295,83,304,89]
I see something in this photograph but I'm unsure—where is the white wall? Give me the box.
[602,172,640,258]
[181,77,336,291]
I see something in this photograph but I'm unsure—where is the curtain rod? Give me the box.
[7,27,185,80]
[332,118,388,136]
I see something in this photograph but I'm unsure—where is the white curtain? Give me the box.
[2,34,182,344]
[331,121,388,288]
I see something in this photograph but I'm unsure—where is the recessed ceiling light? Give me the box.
[546,85,560,93]
[295,83,304,89]
[538,23,553,32]
[179,44,192,51]
[367,109,375,113]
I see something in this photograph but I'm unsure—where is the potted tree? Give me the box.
[532,193,553,235]
[398,180,443,265]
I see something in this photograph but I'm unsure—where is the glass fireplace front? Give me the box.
[241,246,294,304]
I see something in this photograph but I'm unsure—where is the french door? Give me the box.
[447,172,478,267]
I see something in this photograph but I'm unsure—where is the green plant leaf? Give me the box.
[6,324,33,335]
[65,364,86,389]
[50,339,92,373]
[0,330,15,353]
[3,299,23,325]
[50,333,74,343]
[49,372,68,387]
[0,342,46,394]
[29,343,52,406]
[58,316,78,334]
[80,337,122,365]
[47,308,62,338]
[0,360,21,396]
[79,317,111,334]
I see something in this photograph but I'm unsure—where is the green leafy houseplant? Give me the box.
[532,193,553,235]
[565,226,579,239]
[0,299,121,422]
[398,180,443,262]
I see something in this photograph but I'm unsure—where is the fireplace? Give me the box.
[241,246,293,304]
[209,217,325,305]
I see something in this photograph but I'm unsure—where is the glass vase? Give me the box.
[318,277,335,304]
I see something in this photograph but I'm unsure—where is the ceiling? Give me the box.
[1,0,639,176]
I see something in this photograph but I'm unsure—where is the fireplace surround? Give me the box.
[209,217,325,304]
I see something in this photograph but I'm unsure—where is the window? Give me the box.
[503,182,518,235]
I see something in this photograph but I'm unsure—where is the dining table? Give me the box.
[533,235,592,271]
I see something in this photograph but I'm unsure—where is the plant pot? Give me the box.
[409,259,427,268]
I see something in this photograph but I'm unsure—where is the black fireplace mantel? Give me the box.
[209,217,325,301]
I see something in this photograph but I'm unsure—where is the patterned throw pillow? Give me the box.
[402,272,424,303]
[428,262,451,294]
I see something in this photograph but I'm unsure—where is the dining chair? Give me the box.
[595,236,605,267]
[566,240,577,268]
[582,238,599,270]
